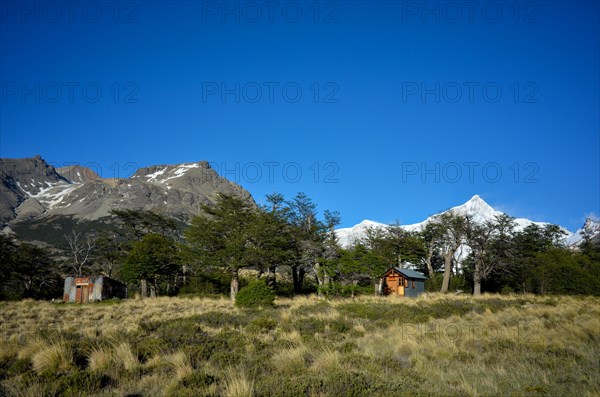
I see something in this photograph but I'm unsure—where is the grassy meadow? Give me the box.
[0,293,599,396]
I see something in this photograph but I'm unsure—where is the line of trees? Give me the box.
[1,193,598,300]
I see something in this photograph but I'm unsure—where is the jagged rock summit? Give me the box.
[0,155,253,227]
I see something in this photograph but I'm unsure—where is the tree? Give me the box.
[336,243,381,296]
[11,243,57,299]
[287,192,327,294]
[0,235,17,297]
[110,209,178,242]
[464,219,497,295]
[432,213,467,293]
[321,210,342,292]
[509,224,567,293]
[64,230,94,275]
[249,197,296,288]
[421,221,446,277]
[533,248,600,295]
[185,195,257,302]
[121,233,178,298]
[94,231,126,277]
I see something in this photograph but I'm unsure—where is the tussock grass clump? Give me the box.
[87,341,138,378]
[223,367,254,397]
[28,339,73,375]
[271,345,308,374]
[310,347,343,373]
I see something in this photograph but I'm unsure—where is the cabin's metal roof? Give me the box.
[392,267,428,280]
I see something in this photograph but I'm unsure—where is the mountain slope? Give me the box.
[336,195,573,248]
[566,218,600,246]
[0,156,253,243]
[0,155,70,224]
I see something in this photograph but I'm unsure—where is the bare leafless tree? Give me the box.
[64,230,95,275]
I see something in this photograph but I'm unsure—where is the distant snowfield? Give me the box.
[335,195,594,249]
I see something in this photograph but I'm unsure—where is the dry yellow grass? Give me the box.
[0,296,233,341]
[30,340,73,375]
[223,367,254,397]
[0,293,598,396]
[271,345,308,374]
[309,347,344,373]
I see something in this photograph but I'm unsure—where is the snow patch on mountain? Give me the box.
[142,163,201,184]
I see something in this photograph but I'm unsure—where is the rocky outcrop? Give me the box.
[0,156,254,238]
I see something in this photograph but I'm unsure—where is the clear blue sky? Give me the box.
[1,1,598,231]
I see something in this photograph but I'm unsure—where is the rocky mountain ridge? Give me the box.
[0,156,253,233]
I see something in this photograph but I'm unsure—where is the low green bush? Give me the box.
[235,280,275,308]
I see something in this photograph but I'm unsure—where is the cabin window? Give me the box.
[412,281,416,289]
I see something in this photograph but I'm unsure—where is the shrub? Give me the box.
[235,281,275,308]
[246,315,278,334]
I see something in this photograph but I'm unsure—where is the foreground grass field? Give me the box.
[0,293,599,396]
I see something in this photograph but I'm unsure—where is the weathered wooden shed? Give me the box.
[63,276,128,303]
[380,267,427,298]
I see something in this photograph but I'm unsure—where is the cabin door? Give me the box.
[81,286,89,303]
[385,277,396,295]
[398,279,404,296]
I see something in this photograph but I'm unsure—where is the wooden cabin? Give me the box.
[380,267,427,298]
[63,276,128,303]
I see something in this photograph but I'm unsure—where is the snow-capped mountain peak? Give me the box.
[452,195,501,221]
[335,195,572,248]
[566,217,600,246]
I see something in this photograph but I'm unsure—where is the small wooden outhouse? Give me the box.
[63,276,128,303]
[379,267,427,298]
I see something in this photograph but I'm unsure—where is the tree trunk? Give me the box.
[150,278,157,298]
[473,261,482,296]
[425,245,434,276]
[473,280,482,296]
[298,268,306,291]
[315,261,324,296]
[267,266,277,288]
[140,278,148,299]
[230,268,239,303]
[292,265,300,294]
[440,252,452,293]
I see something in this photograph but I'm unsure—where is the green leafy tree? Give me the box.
[249,194,296,287]
[0,235,17,298]
[11,243,58,299]
[533,248,600,295]
[94,231,127,277]
[287,192,327,294]
[110,209,179,241]
[335,243,385,296]
[185,195,257,302]
[509,224,567,293]
[121,233,179,298]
